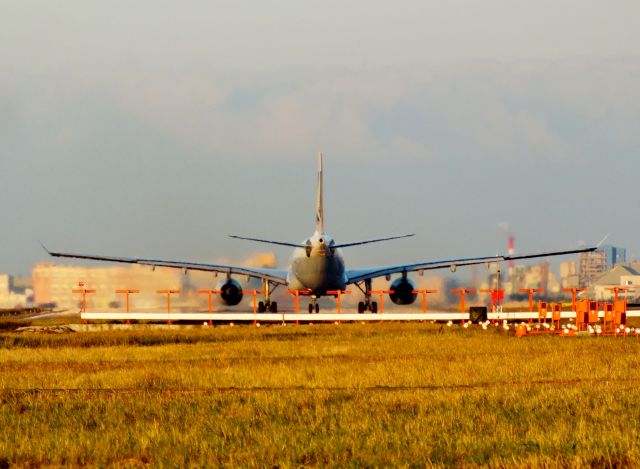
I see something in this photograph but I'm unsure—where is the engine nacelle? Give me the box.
[216,278,243,306]
[389,277,417,305]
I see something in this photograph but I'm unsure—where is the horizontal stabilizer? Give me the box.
[228,235,306,248]
[333,234,415,249]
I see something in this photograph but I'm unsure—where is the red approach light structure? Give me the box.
[242,289,266,325]
[368,290,395,314]
[451,288,476,313]
[115,289,140,324]
[520,288,544,313]
[412,289,438,313]
[480,289,505,312]
[157,289,180,324]
[115,289,140,313]
[72,281,96,319]
[198,290,222,313]
[562,287,586,312]
[198,289,222,325]
[605,286,632,302]
[286,290,311,314]
[327,290,352,314]
[285,289,311,325]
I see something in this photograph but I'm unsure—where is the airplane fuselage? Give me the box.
[286,232,347,294]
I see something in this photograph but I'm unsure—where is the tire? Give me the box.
[371,301,378,314]
[308,304,313,314]
[258,301,265,313]
[358,302,365,314]
[269,302,278,313]
[315,303,320,313]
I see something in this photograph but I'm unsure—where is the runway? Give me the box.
[80,310,640,323]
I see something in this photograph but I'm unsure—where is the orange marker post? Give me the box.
[519,288,544,312]
[562,287,586,313]
[603,303,615,332]
[115,289,140,324]
[157,289,180,324]
[538,300,549,325]
[368,290,394,315]
[285,290,311,324]
[286,290,311,314]
[550,303,562,329]
[72,281,96,323]
[613,298,627,328]
[451,289,476,313]
[242,290,265,325]
[198,289,222,325]
[327,290,352,314]
[605,286,632,302]
[412,289,438,313]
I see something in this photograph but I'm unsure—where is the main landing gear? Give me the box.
[355,278,378,314]
[258,279,279,313]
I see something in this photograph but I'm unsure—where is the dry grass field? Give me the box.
[1,322,640,467]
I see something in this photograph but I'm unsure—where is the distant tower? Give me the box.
[498,223,515,281]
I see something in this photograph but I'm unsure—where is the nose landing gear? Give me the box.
[308,296,320,313]
[357,300,378,314]
[258,301,278,313]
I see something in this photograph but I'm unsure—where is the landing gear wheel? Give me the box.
[258,301,266,313]
[315,303,320,313]
[371,301,378,314]
[358,302,365,314]
[308,304,314,314]
[269,301,278,313]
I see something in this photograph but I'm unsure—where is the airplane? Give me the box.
[44,153,597,314]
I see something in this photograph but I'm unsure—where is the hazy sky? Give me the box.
[1,1,639,275]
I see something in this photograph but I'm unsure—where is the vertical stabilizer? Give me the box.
[316,152,324,234]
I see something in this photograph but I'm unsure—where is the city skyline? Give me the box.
[1,1,639,275]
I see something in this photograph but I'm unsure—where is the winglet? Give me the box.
[39,241,52,255]
[596,233,610,248]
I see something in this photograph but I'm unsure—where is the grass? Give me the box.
[1,323,640,467]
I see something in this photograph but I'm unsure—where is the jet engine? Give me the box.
[389,277,417,305]
[216,278,243,306]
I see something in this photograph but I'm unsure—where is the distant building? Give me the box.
[559,260,579,289]
[499,261,561,296]
[10,276,33,293]
[32,263,182,310]
[587,262,640,301]
[0,274,33,308]
[579,245,627,288]
[0,275,9,303]
[579,251,607,288]
[600,245,627,269]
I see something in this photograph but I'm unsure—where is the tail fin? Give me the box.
[316,152,324,234]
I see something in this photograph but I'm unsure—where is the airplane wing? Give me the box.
[345,245,597,284]
[42,246,289,285]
